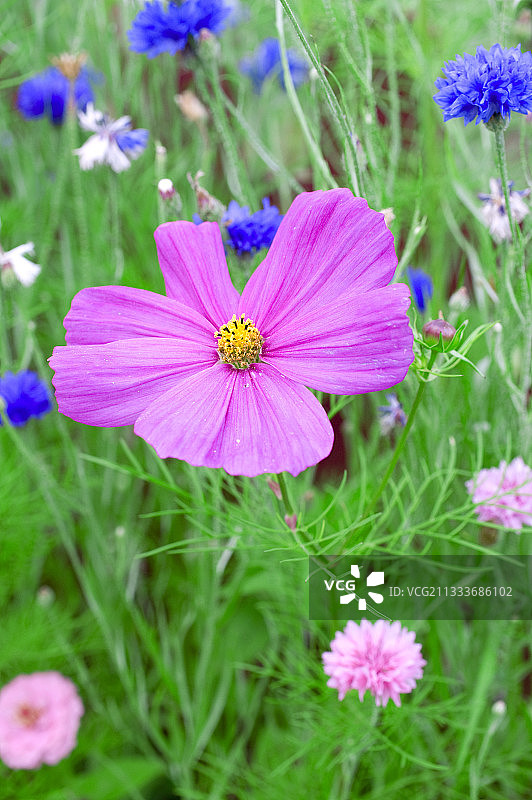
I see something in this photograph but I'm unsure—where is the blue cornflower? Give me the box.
[433,44,532,126]
[377,394,407,436]
[17,66,95,125]
[222,198,283,254]
[128,0,235,58]
[406,267,433,313]
[239,38,309,93]
[0,370,52,427]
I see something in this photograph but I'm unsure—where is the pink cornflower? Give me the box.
[49,189,413,477]
[465,456,532,531]
[322,619,426,706]
[0,671,84,769]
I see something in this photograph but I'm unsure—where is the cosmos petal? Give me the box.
[154,220,239,326]
[49,337,215,426]
[238,189,397,333]
[262,284,413,394]
[134,362,333,476]
[64,285,215,346]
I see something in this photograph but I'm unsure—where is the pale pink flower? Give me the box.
[0,671,84,769]
[465,456,532,531]
[322,619,426,706]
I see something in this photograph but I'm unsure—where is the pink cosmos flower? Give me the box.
[49,189,413,477]
[323,619,426,706]
[0,671,84,769]
[465,456,532,531]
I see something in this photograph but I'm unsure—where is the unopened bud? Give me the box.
[175,90,208,124]
[492,699,506,716]
[187,171,226,221]
[267,479,282,501]
[37,585,55,607]
[422,313,456,343]
[1,263,16,289]
[158,178,175,200]
[284,513,297,531]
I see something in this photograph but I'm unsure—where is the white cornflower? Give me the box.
[478,177,530,243]
[0,241,40,287]
[73,104,149,173]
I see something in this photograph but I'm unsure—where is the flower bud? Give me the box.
[158,178,175,200]
[284,513,297,531]
[187,171,226,221]
[491,699,506,716]
[422,314,456,343]
[267,478,282,500]
[1,263,17,289]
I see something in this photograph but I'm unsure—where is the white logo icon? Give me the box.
[340,565,385,609]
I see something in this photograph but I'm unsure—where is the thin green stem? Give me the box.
[68,105,91,277]
[364,350,438,518]
[0,285,11,367]
[276,472,294,516]
[195,52,252,205]
[278,0,361,194]
[275,1,336,190]
[493,125,517,244]
[109,173,124,282]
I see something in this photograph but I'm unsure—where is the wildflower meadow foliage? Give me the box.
[2,0,532,796]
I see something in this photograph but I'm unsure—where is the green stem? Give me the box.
[365,349,438,517]
[68,105,91,278]
[278,0,361,194]
[275,1,336,190]
[195,53,251,205]
[493,125,517,244]
[276,472,294,516]
[109,173,124,282]
[0,285,11,367]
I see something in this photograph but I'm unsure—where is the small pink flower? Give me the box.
[465,456,532,531]
[0,671,84,769]
[322,619,426,706]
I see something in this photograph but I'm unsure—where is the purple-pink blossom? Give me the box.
[0,671,84,769]
[49,189,414,477]
[322,619,426,706]
[466,456,532,531]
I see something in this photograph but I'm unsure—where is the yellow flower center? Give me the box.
[215,314,264,369]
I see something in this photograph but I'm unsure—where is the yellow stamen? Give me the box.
[215,314,263,369]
